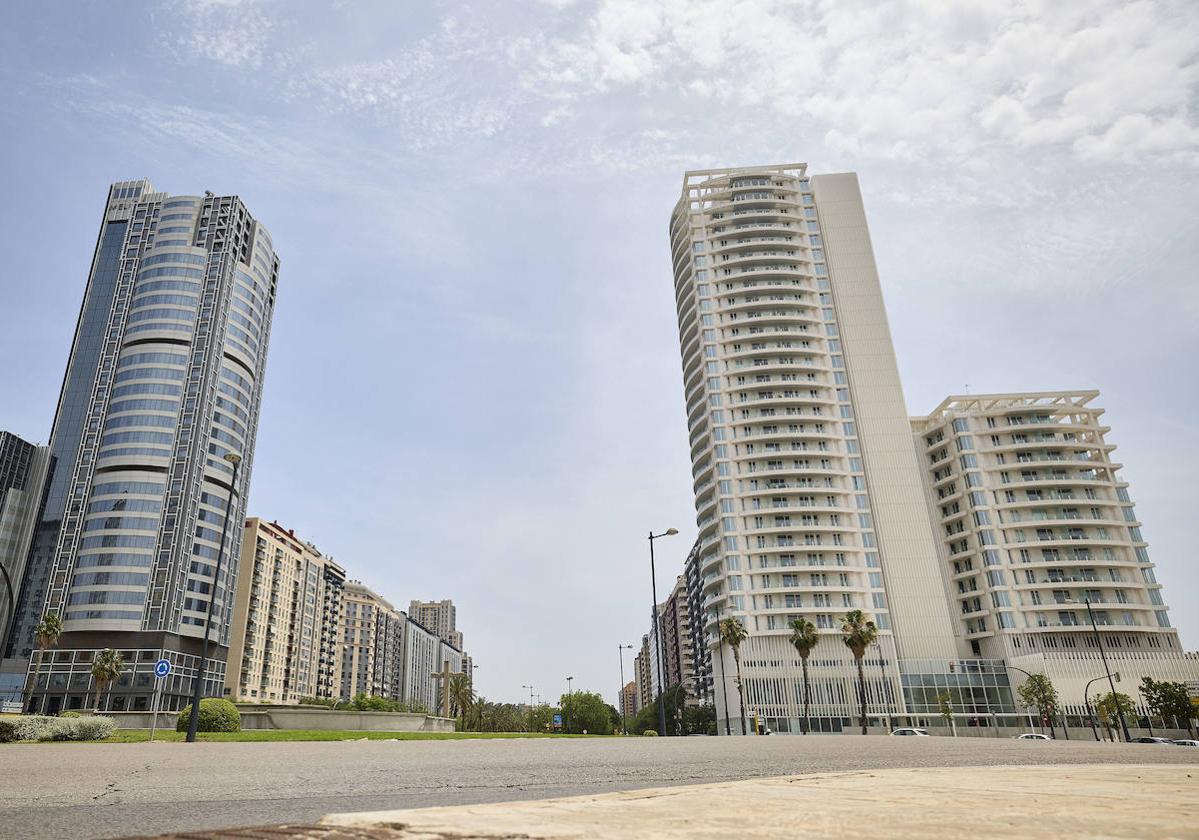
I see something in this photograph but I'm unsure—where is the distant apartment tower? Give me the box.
[669,164,958,732]
[634,633,652,710]
[660,575,698,704]
[0,431,52,696]
[341,581,405,701]
[14,179,278,713]
[408,599,457,645]
[912,392,1180,658]
[620,680,638,719]
[682,538,713,704]
[224,519,345,704]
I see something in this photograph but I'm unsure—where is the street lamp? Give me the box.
[617,643,633,735]
[713,601,731,736]
[998,663,1043,734]
[1083,598,1130,742]
[647,528,677,736]
[186,452,241,743]
[566,676,574,734]
[521,684,534,707]
[1085,672,1120,742]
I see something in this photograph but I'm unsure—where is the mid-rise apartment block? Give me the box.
[224,518,345,703]
[14,179,278,714]
[682,538,713,704]
[912,391,1196,715]
[660,575,698,705]
[634,633,652,710]
[620,680,638,719]
[408,599,456,645]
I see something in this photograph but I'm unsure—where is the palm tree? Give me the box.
[719,617,749,734]
[90,649,124,712]
[840,609,878,735]
[448,672,474,720]
[788,617,819,735]
[27,612,64,711]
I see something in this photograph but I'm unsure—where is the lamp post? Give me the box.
[1083,598,1130,742]
[1083,673,1118,741]
[714,601,731,736]
[617,643,633,735]
[647,528,677,736]
[997,664,1041,734]
[186,452,241,743]
[522,684,534,707]
[566,675,574,734]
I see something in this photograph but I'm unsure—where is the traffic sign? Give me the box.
[154,659,172,678]
[553,713,562,726]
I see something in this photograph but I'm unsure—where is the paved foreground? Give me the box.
[320,765,1199,839]
[2,735,1195,839]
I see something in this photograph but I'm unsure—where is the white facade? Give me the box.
[669,165,958,732]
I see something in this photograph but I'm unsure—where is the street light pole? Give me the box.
[566,676,574,734]
[647,528,677,737]
[1085,598,1130,742]
[714,601,731,736]
[1083,674,1113,741]
[617,643,633,735]
[186,452,241,743]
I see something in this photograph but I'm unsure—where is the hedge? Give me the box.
[0,715,116,742]
[176,697,241,732]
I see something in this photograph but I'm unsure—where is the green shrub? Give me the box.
[40,716,116,741]
[58,710,82,718]
[0,715,56,742]
[176,698,241,732]
[642,729,659,736]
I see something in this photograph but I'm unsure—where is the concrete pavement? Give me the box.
[2,735,1196,839]
[320,764,1199,839]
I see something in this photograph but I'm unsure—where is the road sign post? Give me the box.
[149,659,171,743]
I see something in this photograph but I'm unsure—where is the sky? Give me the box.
[0,0,1196,707]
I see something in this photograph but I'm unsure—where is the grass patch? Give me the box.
[97,729,595,743]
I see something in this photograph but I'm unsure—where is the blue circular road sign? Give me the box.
[154,659,172,678]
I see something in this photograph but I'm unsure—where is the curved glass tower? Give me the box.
[16,179,278,713]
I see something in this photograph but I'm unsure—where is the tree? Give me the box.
[936,692,956,736]
[35,612,63,653]
[1141,678,1195,737]
[90,649,124,712]
[448,672,474,719]
[558,690,613,735]
[719,617,749,734]
[1096,691,1135,742]
[27,612,64,711]
[527,702,556,733]
[788,617,819,735]
[681,703,717,736]
[839,610,878,735]
[1016,673,1059,738]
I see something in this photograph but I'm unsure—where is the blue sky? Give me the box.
[1,0,1196,706]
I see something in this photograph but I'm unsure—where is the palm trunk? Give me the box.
[733,647,747,735]
[93,680,104,712]
[855,655,867,735]
[801,655,810,735]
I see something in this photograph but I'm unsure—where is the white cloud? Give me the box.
[165,0,279,70]
[516,0,1199,166]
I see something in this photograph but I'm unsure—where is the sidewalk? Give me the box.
[316,764,1197,839]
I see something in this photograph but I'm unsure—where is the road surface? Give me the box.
[2,735,1193,839]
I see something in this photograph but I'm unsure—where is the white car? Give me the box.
[890,728,930,736]
[1015,733,1051,740]
[1171,739,1199,746]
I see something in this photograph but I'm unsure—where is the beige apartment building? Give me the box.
[912,391,1197,716]
[671,164,961,733]
[225,519,345,704]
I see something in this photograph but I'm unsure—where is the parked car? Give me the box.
[890,727,929,736]
[1130,736,1174,744]
[1014,733,1051,740]
[1171,739,1199,746]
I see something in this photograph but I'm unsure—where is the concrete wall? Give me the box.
[104,706,455,732]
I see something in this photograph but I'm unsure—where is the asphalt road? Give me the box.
[2,735,1194,839]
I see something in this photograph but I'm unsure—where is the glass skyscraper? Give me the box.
[11,179,278,713]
